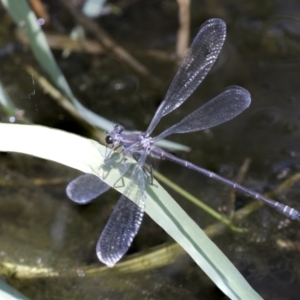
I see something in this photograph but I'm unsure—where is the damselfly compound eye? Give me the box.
[105,135,113,144]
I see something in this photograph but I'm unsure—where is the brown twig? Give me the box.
[59,0,152,78]
[176,0,190,61]
[23,65,106,145]
[16,29,104,55]
[228,157,251,218]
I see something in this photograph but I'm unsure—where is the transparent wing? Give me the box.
[96,194,144,267]
[66,174,110,204]
[146,18,226,136]
[66,144,138,205]
[96,157,147,267]
[154,86,251,141]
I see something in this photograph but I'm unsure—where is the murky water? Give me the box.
[1,1,300,299]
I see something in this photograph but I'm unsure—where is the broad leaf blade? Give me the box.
[0,123,262,300]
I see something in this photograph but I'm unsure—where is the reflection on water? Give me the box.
[237,16,300,63]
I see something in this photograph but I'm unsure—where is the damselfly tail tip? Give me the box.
[292,211,300,222]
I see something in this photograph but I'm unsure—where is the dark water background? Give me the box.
[1,0,300,299]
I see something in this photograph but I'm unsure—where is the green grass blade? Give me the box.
[1,0,189,152]
[0,279,30,300]
[0,123,262,300]
[1,0,113,132]
[0,82,17,117]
